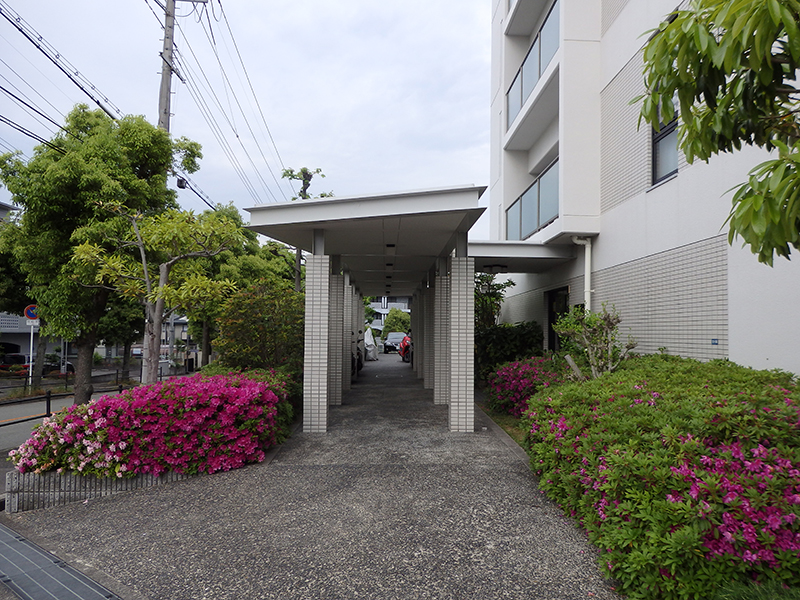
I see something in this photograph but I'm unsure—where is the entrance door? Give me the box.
[546,287,570,352]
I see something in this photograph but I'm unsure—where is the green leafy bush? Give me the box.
[214,280,304,374]
[474,321,544,381]
[521,355,800,599]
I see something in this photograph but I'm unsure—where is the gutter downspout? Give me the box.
[571,236,593,311]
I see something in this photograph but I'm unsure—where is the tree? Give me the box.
[72,207,244,385]
[97,295,145,379]
[0,105,199,403]
[382,307,411,337]
[214,279,305,374]
[280,167,333,291]
[638,0,800,264]
[474,273,515,330]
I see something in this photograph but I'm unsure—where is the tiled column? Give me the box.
[342,277,352,392]
[434,269,450,405]
[415,290,425,381]
[328,273,344,406]
[423,284,435,390]
[449,256,474,432]
[303,255,330,433]
[411,291,420,376]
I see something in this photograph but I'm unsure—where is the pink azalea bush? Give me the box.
[520,355,800,599]
[9,371,293,478]
[486,356,563,416]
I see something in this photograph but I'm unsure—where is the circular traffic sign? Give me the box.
[24,304,38,320]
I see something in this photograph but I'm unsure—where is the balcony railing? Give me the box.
[506,0,560,129]
[506,160,559,240]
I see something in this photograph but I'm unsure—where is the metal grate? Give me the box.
[0,523,120,600]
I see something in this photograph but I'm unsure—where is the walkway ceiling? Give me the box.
[247,186,487,297]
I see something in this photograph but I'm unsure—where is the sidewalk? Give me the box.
[1,357,620,600]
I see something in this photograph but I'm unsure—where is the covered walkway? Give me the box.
[0,357,619,600]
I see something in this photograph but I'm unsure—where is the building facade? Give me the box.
[489,0,800,374]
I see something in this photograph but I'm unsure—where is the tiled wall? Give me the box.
[424,286,435,390]
[593,235,728,359]
[600,51,650,214]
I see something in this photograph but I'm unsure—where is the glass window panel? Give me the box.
[520,181,540,239]
[521,38,540,103]
[540,0,560,72]
[507,74,522,128]
[539,161,559,225]
[506,200,521,240]
[654,127,678,182]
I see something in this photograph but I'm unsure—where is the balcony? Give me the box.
[506,0,559,130]
[506,0,554,37]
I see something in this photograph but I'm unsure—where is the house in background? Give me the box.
[367,296,411,334]
[488,0,800,375]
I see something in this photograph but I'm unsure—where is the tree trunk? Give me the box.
[121,340,132,380]
[201,319,210,367]
[142,264,171,385]
[73,341,95,405]
[31,332,48,389]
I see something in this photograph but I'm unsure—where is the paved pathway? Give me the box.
[1,357,620,599]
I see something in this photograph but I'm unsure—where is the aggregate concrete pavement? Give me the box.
[0,357,621,600]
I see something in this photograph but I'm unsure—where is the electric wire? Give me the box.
[174,49,262,204]
[0,114,65,154]
[0,38,71,116]
[216,0,295,198]
[197,10,287,201]
[193,16,280,202]
[0,0,123,120]
[0,83,78,140]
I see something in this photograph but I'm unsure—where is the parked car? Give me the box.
[42,361,75,374]
[0,353,29,371]
[383,331,407,354]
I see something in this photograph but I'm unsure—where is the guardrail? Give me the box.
[0,384,127,429]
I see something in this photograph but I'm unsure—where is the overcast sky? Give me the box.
[0,0,491,236]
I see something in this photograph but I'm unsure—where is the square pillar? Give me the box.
[434,272,450,405]
[342,279,352,392]
[328,273,344,406]
[423,284,435,390]
[303,255,330,433]
[415,290,426,381]
[449,256,474,432]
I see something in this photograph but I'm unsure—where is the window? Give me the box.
[506,0,560,128]
[506,160,559,240]
[652,95,679,184]
[652,121,678,183]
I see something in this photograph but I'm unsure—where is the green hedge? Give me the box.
[521,355,800,599]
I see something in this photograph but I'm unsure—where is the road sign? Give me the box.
[24,305,38,320]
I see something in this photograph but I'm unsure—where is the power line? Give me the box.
[0,114,65,154]
[0,0,123,120]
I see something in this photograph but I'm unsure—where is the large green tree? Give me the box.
[72,207,243,384]
[639,0,800,264]
[0,105,200,403]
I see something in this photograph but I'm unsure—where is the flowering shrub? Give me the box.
[9,372,294,478]
[485,356,563,417]
[521,355,800,599]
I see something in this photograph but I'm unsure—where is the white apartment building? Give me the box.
[488,0,800,374]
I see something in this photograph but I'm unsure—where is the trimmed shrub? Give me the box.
[486,356,563,417]
[475,321,544,381]
[9,372,293,478]
[521,355,800,599]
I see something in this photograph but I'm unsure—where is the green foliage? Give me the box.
[281,167,333,200]
[474,321,544,381]
[638,0,800,264]
[214,280,305,375]
[712,580,800,600]
[474,273,515,330]
[382,307,411,337]
[521,354,800,599]
[553,304,637,379]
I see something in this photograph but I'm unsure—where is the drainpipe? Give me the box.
[571,236,593,311]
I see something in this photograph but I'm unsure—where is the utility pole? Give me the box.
[158,0,177,131]
[158,0,207,131]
